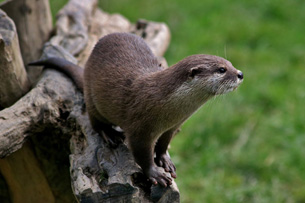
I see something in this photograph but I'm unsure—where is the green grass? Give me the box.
[51,0,305,202]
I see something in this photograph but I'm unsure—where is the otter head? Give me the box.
[182,54,243,96]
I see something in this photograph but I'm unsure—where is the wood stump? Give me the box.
[0,0,179,202]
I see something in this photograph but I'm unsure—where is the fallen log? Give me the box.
[0,0,179,202]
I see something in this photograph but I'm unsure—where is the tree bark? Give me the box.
[0,142,55,203]
[0,9,30,109]
[1,0,53,83]
[0,0,179,202]
[0,8,55,203]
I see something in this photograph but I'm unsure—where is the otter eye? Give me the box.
[217,67,226,73]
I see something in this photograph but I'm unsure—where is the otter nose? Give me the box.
[237,71,243,79]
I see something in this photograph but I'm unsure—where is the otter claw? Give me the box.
[155,154,177,178]
[149,177,158,185]
[147,167,172,187]
[151,175,171,187]
[101,131,124,148]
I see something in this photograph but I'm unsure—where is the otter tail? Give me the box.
[29,57,84,92]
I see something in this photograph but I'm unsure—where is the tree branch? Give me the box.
[1,0,53,83]
[0,9,30,109]
[0,0,178,202]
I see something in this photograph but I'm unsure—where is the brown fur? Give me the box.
[29,32,243,187]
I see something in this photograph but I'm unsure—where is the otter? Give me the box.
[29,32,243,187]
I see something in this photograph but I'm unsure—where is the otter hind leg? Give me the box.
[88,113,125,148]
[101,123,125,148]
[86,100,125,148]
[86,86,125,147]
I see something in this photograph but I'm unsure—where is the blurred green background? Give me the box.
[51,0,305,202]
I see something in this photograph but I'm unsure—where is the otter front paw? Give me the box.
[146,167,172,187]
[155,154,177,178]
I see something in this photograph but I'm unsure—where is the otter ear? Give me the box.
[189,67,203,78]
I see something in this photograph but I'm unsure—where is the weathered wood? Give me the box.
[1,0,53,83]
[50,0,97,56]
[0,142,55,203]
[0,0,178,202]
[0,8,51,202]
[0,9,30,109]
[133,19,171,57]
